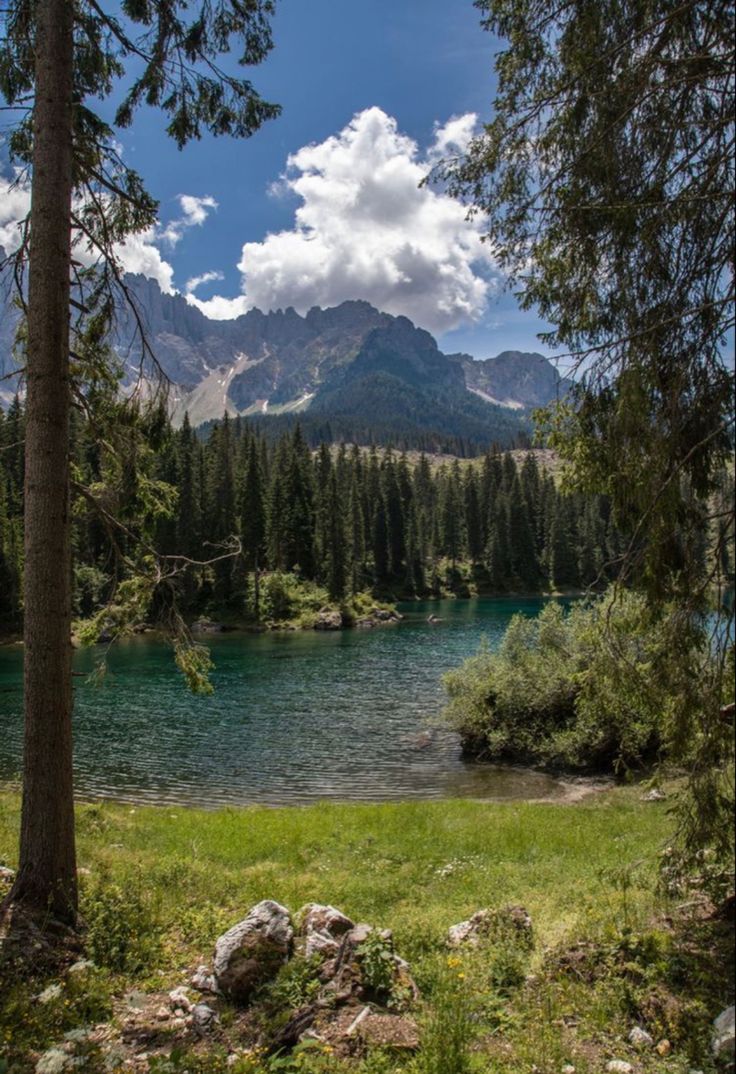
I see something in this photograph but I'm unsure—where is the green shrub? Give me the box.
[357,931,398,1003]
[264,955,322,1010]
[443,590,694,773]
[260,573,330,627]
[82,873,161,972]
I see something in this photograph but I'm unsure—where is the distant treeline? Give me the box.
[197,411,535,459]
[0,400,627,627]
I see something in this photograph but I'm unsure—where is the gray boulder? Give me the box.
[314,608,343,631]
[192,619,224,633]
[372,607,401,622]
[191,963,219,994]
[629,1025,654,1048]
[213,900,293,1002]
[713,1006,735,1066]
[298,903,354,960]
[448,905,533,948]
[191,1001,219,1036]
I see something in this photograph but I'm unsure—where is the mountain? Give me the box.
[454,350,571,411]
[0,249,21,403]
[0,266,570,450]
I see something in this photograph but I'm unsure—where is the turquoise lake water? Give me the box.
[0,598,573,807]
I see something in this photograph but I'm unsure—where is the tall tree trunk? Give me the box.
[9,0,76,924]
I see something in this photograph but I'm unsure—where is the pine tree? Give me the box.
[487,493,511,590]
[348,472,366,594]
[176,413,201,560]
[239,437,266,616]
[382,451,406,578]
[509,475,538,589]
[326,470,347,602]
[439,462,466,570]
[372,493,390,587]
[549,498,580,589]
[464,468,484,565]
[206,416,237,604]
[283,427,315,576]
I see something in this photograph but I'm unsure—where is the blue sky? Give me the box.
[1,0,554,358]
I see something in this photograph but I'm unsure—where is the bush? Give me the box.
[260,573,330,627]
[82,873,161,972]
[443,590,689,773]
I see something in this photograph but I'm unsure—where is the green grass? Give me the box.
[0,787,731,1074]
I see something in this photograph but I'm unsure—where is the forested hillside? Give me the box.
[0,399,625,631]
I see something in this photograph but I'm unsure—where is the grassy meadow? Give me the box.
[0,787,732,1074]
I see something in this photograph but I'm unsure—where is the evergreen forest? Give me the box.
[0,399,628,631]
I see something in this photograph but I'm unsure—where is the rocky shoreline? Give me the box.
[190,605,403,636]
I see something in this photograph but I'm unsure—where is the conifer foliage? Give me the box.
[0,405,629,629]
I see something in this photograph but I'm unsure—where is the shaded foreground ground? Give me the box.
[0,787,733,1073]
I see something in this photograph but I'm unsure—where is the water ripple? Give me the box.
[0,597,571,807]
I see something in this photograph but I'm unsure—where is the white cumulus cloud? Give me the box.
[114,227,175,292]
[185,269,225,295]
[0,171,31,252]
[160,194,218,245]
[0,169,217,294]
[189,108,496,333]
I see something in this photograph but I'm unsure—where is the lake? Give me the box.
[0,597,574,808]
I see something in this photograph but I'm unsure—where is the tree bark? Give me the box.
[9,0,77,924]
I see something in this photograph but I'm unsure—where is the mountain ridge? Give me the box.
[0,260,570,449]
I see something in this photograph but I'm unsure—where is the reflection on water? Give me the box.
[0,598,572,807]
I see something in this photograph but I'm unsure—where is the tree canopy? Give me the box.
[438,0,735,886]
[437,0,734,605]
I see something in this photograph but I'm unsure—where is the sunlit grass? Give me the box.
[3,787,725,1073]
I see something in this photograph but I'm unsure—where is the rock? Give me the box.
[448,905,533,948]
[642,788,667,801]
[606,1063,634,1074]
[37,983,63,1004]
[191,1001,219,1035]
[35,1049,72,1074]
[191,964,219,994]
[191,619,224,633]
[355,617,375,629]
[713,1006,735,1064]
[314,609,343,631]
[62,1029,91,1044]
[656,1040,672,1057]
[168,987,193,1013]
[629,1026,654,1048]
[427,614,443,623]
[68,960,95,975]
[562,1067,576,1074]
[298,903,354,960]
[155,1005,170,1022]
[0,865,15,884]
[125,990,148,1010]
[367,607,401,623]
[213,900,294,1002]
